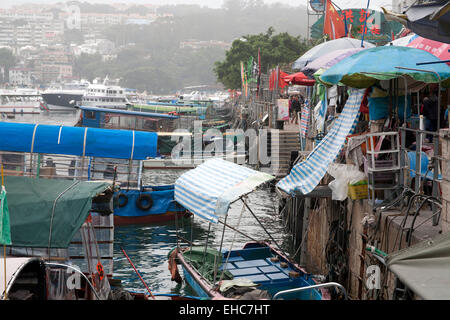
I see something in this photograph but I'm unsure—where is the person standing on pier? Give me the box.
[422,89,439,142]
[291,95,301,125]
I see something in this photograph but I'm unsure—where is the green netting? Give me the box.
[182,246,233,282]
[4,176,110,248]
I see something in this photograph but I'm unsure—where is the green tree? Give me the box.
[214,28,313,89]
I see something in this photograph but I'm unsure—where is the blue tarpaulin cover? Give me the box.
[0,122,158,160]
[368,95,411,121]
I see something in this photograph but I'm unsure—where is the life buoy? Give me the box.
[115,192,128,208]
[136,193,153,211]
[96,261,104,281]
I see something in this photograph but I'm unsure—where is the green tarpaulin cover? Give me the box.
[386,231,450,300]
[4,176,110,248]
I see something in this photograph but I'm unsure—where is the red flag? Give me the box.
[323,0,346,40]
[269,69,289,91]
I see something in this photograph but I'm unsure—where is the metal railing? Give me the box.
[272,281,348,300]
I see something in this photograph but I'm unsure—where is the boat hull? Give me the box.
[0,105,41,114]
[114,210,190,226]
[41,93,82,109]
[113,188,189,226]
[176,242,330,300]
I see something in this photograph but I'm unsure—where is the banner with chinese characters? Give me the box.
[311,9,403,44]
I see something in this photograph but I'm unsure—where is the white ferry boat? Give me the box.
[81,77,131,109]
[0,89,45,115]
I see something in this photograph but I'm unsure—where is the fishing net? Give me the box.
[181,246,233,283]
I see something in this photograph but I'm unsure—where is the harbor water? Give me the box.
[113,169,292,295]
[1,111,294,296]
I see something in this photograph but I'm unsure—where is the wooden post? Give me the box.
[300,197,310,267]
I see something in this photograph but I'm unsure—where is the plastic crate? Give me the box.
[348,181,368,200]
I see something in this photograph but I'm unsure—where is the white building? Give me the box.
[0,19,64,47]
[72,39,115,56]
[9,67,32,86]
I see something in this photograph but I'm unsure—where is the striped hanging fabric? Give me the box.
[276,88,365,195]
[300,103,310,138]
[175,158,274,224]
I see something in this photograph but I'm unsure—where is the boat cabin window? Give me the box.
[0,152,25,172]
[84,111,96,120]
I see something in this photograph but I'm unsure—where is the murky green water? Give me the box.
[113,169,292,296]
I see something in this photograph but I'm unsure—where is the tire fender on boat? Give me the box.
[115,192,128,208]
[136,193,153,211]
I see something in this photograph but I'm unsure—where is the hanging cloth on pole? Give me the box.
[276,88,365,196]
[0,185,11,246]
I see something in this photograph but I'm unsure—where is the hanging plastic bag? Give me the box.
[327,163,367,201]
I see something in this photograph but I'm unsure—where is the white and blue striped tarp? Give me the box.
[174,158,274,224]
[276,89,365,196]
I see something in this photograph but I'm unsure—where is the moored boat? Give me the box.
[174,242,333,300]
[1,176,115,300]
[0,89,45,115]
[0,121,188,226]
[168,158,347,300]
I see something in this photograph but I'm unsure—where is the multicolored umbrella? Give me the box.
[407,36,450,66]
[292,37,375,71]
[302,48,366,77]
[385,33,418,47]
[320,46,450,88]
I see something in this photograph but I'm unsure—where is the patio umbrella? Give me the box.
[281,72,315,86]
[320,46,450,88]
[302,48,366,78]
[407,36,450,66]
[292,37,376,71]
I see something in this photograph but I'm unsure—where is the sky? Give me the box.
[0,0,394,10]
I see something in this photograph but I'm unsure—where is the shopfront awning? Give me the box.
[386,231,450,300]
[174,158,274,224]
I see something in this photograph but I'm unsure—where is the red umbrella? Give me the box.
[281,72,315,86]
[407,36,450,66]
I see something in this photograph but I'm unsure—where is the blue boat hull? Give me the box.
[113,186,188,226]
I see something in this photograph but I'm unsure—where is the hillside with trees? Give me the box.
[72,1,313,93]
